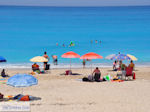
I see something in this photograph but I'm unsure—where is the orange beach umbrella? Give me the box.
[80,52,103,74]
[62,51,80,70]
[80,52,103,59]
[62,51,80,58]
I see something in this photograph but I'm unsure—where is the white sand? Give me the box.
[0,67,150,112]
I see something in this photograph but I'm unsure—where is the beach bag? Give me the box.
[104,75,111,81]
[0,93,4,99]
[45,64,50,70]
[20,95,30,101]
[82,77,89,82]
[14,94,23,100]
[35,70,40,74]
[65,70,72,75]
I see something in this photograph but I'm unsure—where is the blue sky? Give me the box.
[0,0,150,6]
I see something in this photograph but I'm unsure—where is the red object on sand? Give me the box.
[62,51,80,58]
[20,95,30,101]
[133,72,136,79]
[80,52,103,59]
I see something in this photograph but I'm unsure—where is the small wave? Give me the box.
[0,62,150,69]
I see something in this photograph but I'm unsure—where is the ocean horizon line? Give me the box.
[0,5,150,8]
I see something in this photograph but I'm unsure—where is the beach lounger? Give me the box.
[125,67,135,80]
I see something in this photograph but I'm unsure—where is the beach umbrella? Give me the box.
[105,53,130,60]
[30,56,48,62]
[7,74,38,94]
[80,52,103,60]
[80,52,103,73]
[127,54,138,61]
[0,56,7,62]
[105,54,116,60]
[61,51,80,70]
[105,53,137,61]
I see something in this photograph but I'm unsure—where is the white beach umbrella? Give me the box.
[127,54,138,61]
[30,56,48,62]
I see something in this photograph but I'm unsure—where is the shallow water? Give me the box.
[0,6,150,68]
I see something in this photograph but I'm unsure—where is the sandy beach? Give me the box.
[0,67,150,112]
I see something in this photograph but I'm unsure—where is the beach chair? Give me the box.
[125,67,135,80]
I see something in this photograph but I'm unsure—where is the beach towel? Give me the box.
[111,79,124,82]
[0,78,7,84]
[19,95,30,101]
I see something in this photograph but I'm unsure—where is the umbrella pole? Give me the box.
[21,88,23,95]
[91,60,93,80]
[70,58,71,70]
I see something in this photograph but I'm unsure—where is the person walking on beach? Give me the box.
[43,52,49,70]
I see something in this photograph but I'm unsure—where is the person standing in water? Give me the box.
[43,52,50,70]
[95,40,98,44]
[52,55,58,65]
[82,59,86,68]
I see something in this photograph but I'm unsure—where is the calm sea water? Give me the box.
[0,6,150,68]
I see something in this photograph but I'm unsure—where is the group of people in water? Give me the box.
[91,40,102,44]
[55,40,102,47]
[56,41,75,47]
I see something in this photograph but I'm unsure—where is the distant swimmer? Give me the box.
[56,43,58,46]
[95,40,98,44]
[62,44,65,47]
[99,41,102,44]
[69,41,75,47]
[91,40,93,44]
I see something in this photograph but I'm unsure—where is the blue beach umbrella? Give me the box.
[0,56,6,62]
[7,74,38,94]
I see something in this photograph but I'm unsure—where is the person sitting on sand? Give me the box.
[92,67,101,82]
[32,63,40,72]
[113,60,117,71]
[121,63,126,71]
[128,60,135,69]
[1,69,9,77]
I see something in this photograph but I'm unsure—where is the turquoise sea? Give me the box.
[0,6,150,68]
